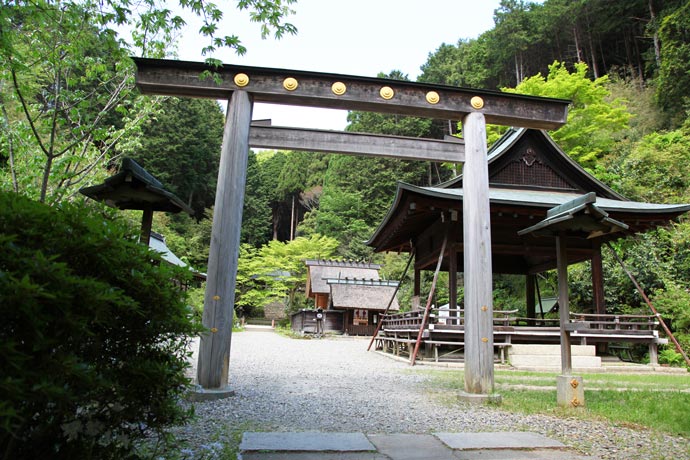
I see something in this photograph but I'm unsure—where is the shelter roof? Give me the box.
[305,260,381,297]
[327,281,400,311]
[517,192,629,239]
[149,231,206,279]
[80,158,193,215]
[149,231,187,267]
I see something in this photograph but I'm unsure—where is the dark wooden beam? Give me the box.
[133,57,569,130]
[249,126,465,162]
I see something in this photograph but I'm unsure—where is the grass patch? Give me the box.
[423,369,690,437]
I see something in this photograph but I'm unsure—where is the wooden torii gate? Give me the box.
[133,58,569,396]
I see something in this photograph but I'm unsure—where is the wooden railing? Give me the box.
[568,313,659,333]
[380,310,660,335]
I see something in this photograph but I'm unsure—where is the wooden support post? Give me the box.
[556,232,572,375]
[197,90,253,389]
[140,206,153,246]
[526,274,536,320]
[591,241,606,315]
[413,268,421,297]
[462,112,494,395]
[449,247,458,324]
[411,233,448,365]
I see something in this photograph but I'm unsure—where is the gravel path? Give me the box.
[174,331,689,459]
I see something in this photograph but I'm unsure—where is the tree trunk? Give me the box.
[649,0,661,68]
[585,9,599,78]
[573,26,584,63]
[0,93,18,192]
[272,207,279,240]
[290,194,296,240]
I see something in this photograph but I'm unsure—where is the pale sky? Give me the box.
[176,0,503,130]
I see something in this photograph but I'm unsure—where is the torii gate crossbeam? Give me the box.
[133,58,569,396]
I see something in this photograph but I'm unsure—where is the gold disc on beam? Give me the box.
[380,86,394,100]
[283,77,299,91]
[331,81,347,95]
[426,91,440,104]
[234,73,250,87]
[471,96,484,109]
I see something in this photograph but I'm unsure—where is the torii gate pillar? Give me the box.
[197,90,253,389]
[462,112,495,396]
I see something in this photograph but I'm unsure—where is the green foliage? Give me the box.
[418,39,493,88]
[0,0,297,205]
[658,348,686,367]
[428,369,690,437]
[235,235,339,316]
[241,152,273,246]
[0,191,201,459]
[614,121,690,203]
[505,61,631,168]
[656,1,690,127]
[0,2,139,203]
[133,97,224,218]
[155,210,213,272]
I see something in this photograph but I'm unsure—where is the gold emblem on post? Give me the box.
[481,305,488,312]
[481,337,488,343]
[210,327,218,333]
[332,81,347,95]
[213,295,220,301]
[570,379,579,388]
[283,77,299,91]
[380,86,394,100]
[426,91,440,104]
[471,96,484,109]
[234,73,249,87]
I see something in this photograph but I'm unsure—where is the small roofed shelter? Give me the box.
[304,259,400,335]
[327,278,400,336]
[367,128,690,320]
[305,259,382,309]
[149,231,206,289]
[80,158,194,245]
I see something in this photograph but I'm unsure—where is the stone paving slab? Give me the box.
[436,432,565,450]
[368,433,457,460]
[454,449,599,460]
[239,432,600,460]
[240,453,389,460]
[240,432,375,452]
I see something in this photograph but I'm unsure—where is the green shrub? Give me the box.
[659,348,686,367]
[0,192,202,459]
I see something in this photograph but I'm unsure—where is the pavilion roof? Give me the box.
[367,183,690,254]
[440,128,626,200]
[367,128,690,275]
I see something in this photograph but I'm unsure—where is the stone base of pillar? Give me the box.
[457,391,502,405]
[556,375,585,408]
[186,385,236,402]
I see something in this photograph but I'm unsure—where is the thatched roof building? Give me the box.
[327,279,400,311]
[302,259,399,335]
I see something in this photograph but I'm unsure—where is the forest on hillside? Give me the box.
[2,0,690,357]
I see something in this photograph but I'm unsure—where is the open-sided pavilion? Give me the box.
[367,128,690,373]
